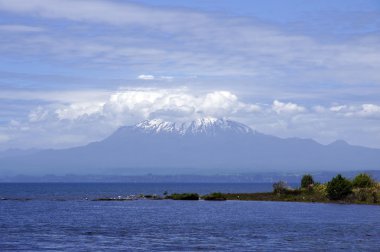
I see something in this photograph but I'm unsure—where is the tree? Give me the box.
[352,173,375,188]
[326,174,353,200]
[273,181,288,194]
[301,174,314,189]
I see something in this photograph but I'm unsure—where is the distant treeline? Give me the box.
[1,170,380,183]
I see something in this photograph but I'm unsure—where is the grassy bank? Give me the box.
[202,173,380,205]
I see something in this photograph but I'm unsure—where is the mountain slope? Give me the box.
[0,118,379,176]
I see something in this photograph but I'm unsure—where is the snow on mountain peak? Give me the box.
[136,119,179,133]
[134,117,253,136]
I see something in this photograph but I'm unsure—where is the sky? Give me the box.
[0,0,380,150]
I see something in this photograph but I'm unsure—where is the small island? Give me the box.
[93,173,380,205]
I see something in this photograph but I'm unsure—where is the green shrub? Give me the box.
[352,173,375,188]
[301,174,315,189]
[314,183,327,197]
[168,193,199,200]
[353,188,379,203]
[354,188,371,202]
[326,174,353,200]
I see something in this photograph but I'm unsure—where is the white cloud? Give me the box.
[328,104,380,119]
[137,74,155,80]
[329,105,347,112]
[55,102,105,120]
[28,106,49,122]
[49,89,261,124]
[358,104,380,118]
[199,91,261,117]
[272,100,306,114]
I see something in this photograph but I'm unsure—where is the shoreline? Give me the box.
[90,191,380,206]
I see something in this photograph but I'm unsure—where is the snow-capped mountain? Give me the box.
[1,118,380,176]
[129,117,253,136]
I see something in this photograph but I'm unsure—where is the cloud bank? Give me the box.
[34,89,261,124]
[0,0,379,85]
[0,88,379,150]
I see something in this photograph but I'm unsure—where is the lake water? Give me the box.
[1,183,379,251]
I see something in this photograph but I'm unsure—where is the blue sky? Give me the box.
[0,0,380,149]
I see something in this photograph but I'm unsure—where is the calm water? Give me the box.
[1,183,379,251]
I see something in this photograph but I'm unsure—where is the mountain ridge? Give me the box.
[0,117,379,176]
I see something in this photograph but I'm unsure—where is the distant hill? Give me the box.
[0,117,379,176]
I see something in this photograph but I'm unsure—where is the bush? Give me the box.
[314,183,327,197]
[326,174,353,200]
[353,188,379,203]
[352,173,375,188]
[354,188,371,202]
[301,174,315,189]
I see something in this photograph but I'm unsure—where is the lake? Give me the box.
[0,183,379,251]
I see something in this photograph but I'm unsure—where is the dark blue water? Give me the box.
[1,183,379,251]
